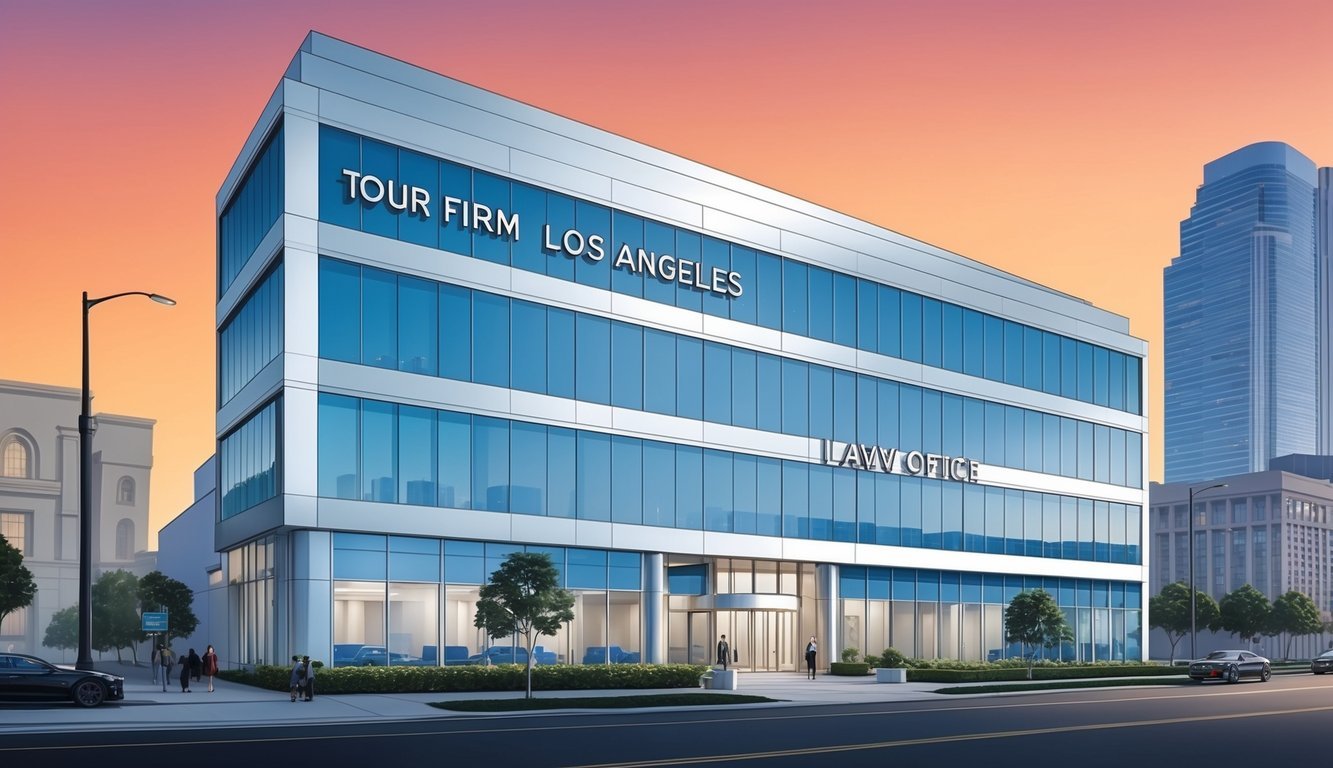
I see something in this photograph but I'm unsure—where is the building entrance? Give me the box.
[717,610,796,671]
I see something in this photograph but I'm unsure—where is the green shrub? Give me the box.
[829,662,871,676]
[863,655,881,668]
[840,647,860,663]
[217,663,710,694]
[877,648,910,668]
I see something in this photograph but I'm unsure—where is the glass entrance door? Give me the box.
[719,610,795,671]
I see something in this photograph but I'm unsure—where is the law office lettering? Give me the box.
[820,439,980,483]
[340,168,744,298]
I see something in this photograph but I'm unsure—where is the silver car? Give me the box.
[1188,650,1271,683]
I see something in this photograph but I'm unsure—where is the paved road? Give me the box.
[6,674,1330,767]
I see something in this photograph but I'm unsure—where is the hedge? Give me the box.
[217,663,710,694]
[828,662,872,676]
[905,664,1184,683]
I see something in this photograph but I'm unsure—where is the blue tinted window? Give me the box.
[1043,414,1060,475]
[472,416,509,512]
[511,300,547,393]
[733,454,757,535]
[841,566,867,599]
[782,460,809,539]
[1023,327,1042,390]
[781,359,808,436]
[398,405,436,505]
[808,465,833,540]
[675,446,703,529]
[701,236,730,317]
[921,298,942,368]
[1042,332,1060,395]
[567,548,607,589]
[611,436,642,524]
[782,260,808,335]
[510,422,547,515]
[1005,406,1024,471]
[1077,421,1094,481]
[1061,337,1078,399]
[643,221,676,305]
[857,279,878,352]
[1093,346,1110,407]
[510,183,547,274]
[755,458,782,536]
[440,284,471,381]
[575,315,611,405]
[962,309,984,377]
[833,273,856,348]
[444,539,484,584]
[1003,321,1024,386]
[612,211,644,297]
[398,276,437,375]
[729,246,757,324]
[574,201,609,288]
[879,286,901,357]
[609,551,642,590]
[439,161,472,256]
[808,267,833,341]
[941,304,962,372]
[900,293,922,362]
[318,394,358,499]
[833,370,856,444]
[756,355,782,433]
[1077,342,1093,402]
[361,139,398,239]
[319,259,360,364]
[543,193,574,279]
[898,385,922,449]
[756,253,783,330]
[857,474,876,544]
[644,329,676,415]
[942,394,963,457]
[1109,352,1125,411]
[577,432,610,521]
[362,267,397,369]
[362,400,397,502]
[668,564,707,595]
[398,149,439,248]
[334,538,386,580]
[438,412,471,509]
[389,536,439,582]
[547,427,576,518]
[731,349,757,429]
[809,367,833,439]
[1024,411,1042,472]
[856,375,878,446]
[876,474,901,545]
[963,398,984,459]
[546,308,575,398]
[704,449,733,532]
[318,125,358,230]
[703,342,731,425]
[984,402,1004,466]
[473,293,510,387]
[676,337,703,420]
[611,322,644,409]
[921,390,942,454]
[642,440,676,527]
[1126,356,1142,415]
[900,477,922,547]
[674,230,702,312]
[983,316,1004,380]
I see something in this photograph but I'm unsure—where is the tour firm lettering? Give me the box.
[341,169,744,298]
[820,439,980,483]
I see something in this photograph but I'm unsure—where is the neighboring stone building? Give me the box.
[0,379,156,661]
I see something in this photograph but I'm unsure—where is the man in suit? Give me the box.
[805,636,818,679]
[716,635,730,671]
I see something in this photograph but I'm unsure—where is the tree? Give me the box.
[474,552,574,699]
[0,533,36,630]
[93,570,143,662]
[137,570,198,645]
[1269,590,1323,661]
[1216,584,1271,648]
[1148,581,1220,664]
[1005,589,1073,679]
[44,606,78,650]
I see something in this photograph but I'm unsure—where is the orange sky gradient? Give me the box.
[3,1,1333,547]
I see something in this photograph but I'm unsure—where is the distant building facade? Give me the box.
[157,457,227,662]
[0,380,156,661]
[1164,142,1321,483]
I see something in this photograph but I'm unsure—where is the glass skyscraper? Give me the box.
[1164,142,1319,483]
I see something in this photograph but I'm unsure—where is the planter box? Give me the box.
[876,668,908,683]
[708,670,739,690]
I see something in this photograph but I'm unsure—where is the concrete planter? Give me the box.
[875,667,908,683]
[708,670,739,690]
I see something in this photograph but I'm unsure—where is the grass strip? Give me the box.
[935,677,1196,695]
[431,693,775,712]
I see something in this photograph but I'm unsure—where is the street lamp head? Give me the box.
[149,294,176,306]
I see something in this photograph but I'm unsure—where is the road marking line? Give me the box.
[563,702,1333,767]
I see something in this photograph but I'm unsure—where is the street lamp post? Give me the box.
[78,290,175,671]
[1187,482,1228,663]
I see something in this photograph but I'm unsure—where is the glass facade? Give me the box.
[1164,142,1319,481]
[220,398,281,520]
[317,258,1143,489]
[318,394,1141,564]
[220,124,284,297]
[319,126,1141,416]
[219,260,283,405]
[839,567,1142,662]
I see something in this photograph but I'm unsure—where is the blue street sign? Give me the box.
[142,612,168,632]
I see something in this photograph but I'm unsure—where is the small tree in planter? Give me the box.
[474,552,574,699]
[878,648,910,669]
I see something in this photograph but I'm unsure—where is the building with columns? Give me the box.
[212,32,1148,670]
[0,379,156,660]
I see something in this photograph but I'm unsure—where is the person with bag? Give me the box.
[804,636,818,680]
[289,656,305,702]
[158,646,175,693]
[301,655,315,701]
[187,648,202,683]
[178,649,192,693]
[202,645,219,692]
[716,635,730,671]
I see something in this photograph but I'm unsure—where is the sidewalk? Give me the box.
[0,663,1159,735]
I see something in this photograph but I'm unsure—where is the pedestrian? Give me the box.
[178,650,192,692]
[158,646,175,693]
[804,636,818,679]
[716,634,730,671]
[289,656,305,702]
[302,655,315,701]
[150,645,159,685]
[203,645,219,692]
[188,648,202,683]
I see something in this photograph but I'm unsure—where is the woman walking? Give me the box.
[203,645,219,692]
[178,650,192,692]
[187,648,202,683]
[804,636,818,680]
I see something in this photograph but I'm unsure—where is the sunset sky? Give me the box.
[3,0,1332,546]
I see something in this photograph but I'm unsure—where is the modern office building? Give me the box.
[212,32,1148,671]
[1164,142,1320,483]
[0,379,156,660]
[1148,461,1333,660]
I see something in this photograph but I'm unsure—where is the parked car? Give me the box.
[1311,649,1333,674]
[0,652,125,707]
[336,645,419,667]
[1188,650,1271,683]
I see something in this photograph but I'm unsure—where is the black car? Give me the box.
[1312,649,1333,674]
[0,652,125,707]
[1188,650,1271,683]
